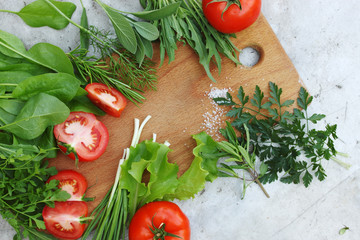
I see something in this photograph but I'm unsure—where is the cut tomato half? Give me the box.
[42,201,88,240]
[47,170,88,201]
[85,83,127,117]
[54,111,109,162]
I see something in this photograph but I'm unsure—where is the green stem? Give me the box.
[0,94,14,99]
[0,83,18,86]
[246,168,270,198]
[0,9,17,14]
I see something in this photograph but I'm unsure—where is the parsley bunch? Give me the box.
[214,82,339,187]
[0,143,70,240]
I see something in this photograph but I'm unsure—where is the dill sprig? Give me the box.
[68,49,145,104]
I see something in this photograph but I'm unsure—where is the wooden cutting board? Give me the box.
[49,14,303,211]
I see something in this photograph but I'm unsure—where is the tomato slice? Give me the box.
[129,201,190,240]
[43,201,88,240]
[85,83,127,117]
[47,170,88,201]
[54,111,109,162]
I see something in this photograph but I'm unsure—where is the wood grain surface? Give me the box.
[48,14,303,211]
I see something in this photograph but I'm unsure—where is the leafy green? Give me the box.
[0,0,76,30]
[131,2,181,21]
[12,73,80,102]
[213,82,339,187]
[0,93,70,140]
[95,0,137,54]
[93,0,160,64]
[26,43,74,75]
[142,0,240,81]
[79,5,90,50]
[0,30,27,59]
[67,95,106,116]
[0,31,74,74]
[0,143,70,239]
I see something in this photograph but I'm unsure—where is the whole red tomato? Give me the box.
[202,0,262,34]
[129,201,190,240]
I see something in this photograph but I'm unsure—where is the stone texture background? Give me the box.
[0,1,359,239]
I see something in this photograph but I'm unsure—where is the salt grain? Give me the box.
[200,86,233,140]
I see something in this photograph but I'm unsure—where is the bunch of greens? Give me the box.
[0,145,70,240]
[212,82,340,187]
[0,29,96,239]
[82,116,217,239]
[1,0,175,103]
[140,0,241,81]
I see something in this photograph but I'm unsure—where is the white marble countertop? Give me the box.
[1,1,359,239]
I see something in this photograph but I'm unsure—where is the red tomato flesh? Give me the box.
[85,83,127,117]
[203,0,262,34]
[47,170,88,201]
[129,201,190,240]
[54,112,109,162]
[42,201,88,240]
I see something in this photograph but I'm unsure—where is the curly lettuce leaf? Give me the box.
[120,133,222,217]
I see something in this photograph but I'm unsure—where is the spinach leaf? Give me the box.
[12,73,80,102]
[0,30,27,58]
[0,131,12,144]
[0,31,73,74]
[10,0,76,30]
[0,108,16,125]
[0,99,25,115]
[0,71,32,91]
[26,43,74,75]
[0,62,50,76]
[67,95,106,116]
[0,93,70,140]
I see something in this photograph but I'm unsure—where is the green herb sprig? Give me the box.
[214,82,340,187]
[141,0,240,82]
[0,144,70,240]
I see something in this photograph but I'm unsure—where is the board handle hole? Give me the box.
[239,46,262,67]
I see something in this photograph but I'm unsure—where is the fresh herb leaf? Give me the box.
[0,93,70,140]
[12,73,80,102]
[0,0,76,30]
[79,5,90,50]
[214,82,340,187]
[95,0,137,54]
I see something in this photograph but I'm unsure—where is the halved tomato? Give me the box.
[54,111,109,162]
[85,83,127,117]
[42,201,88,240]
[47,170,88,201]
